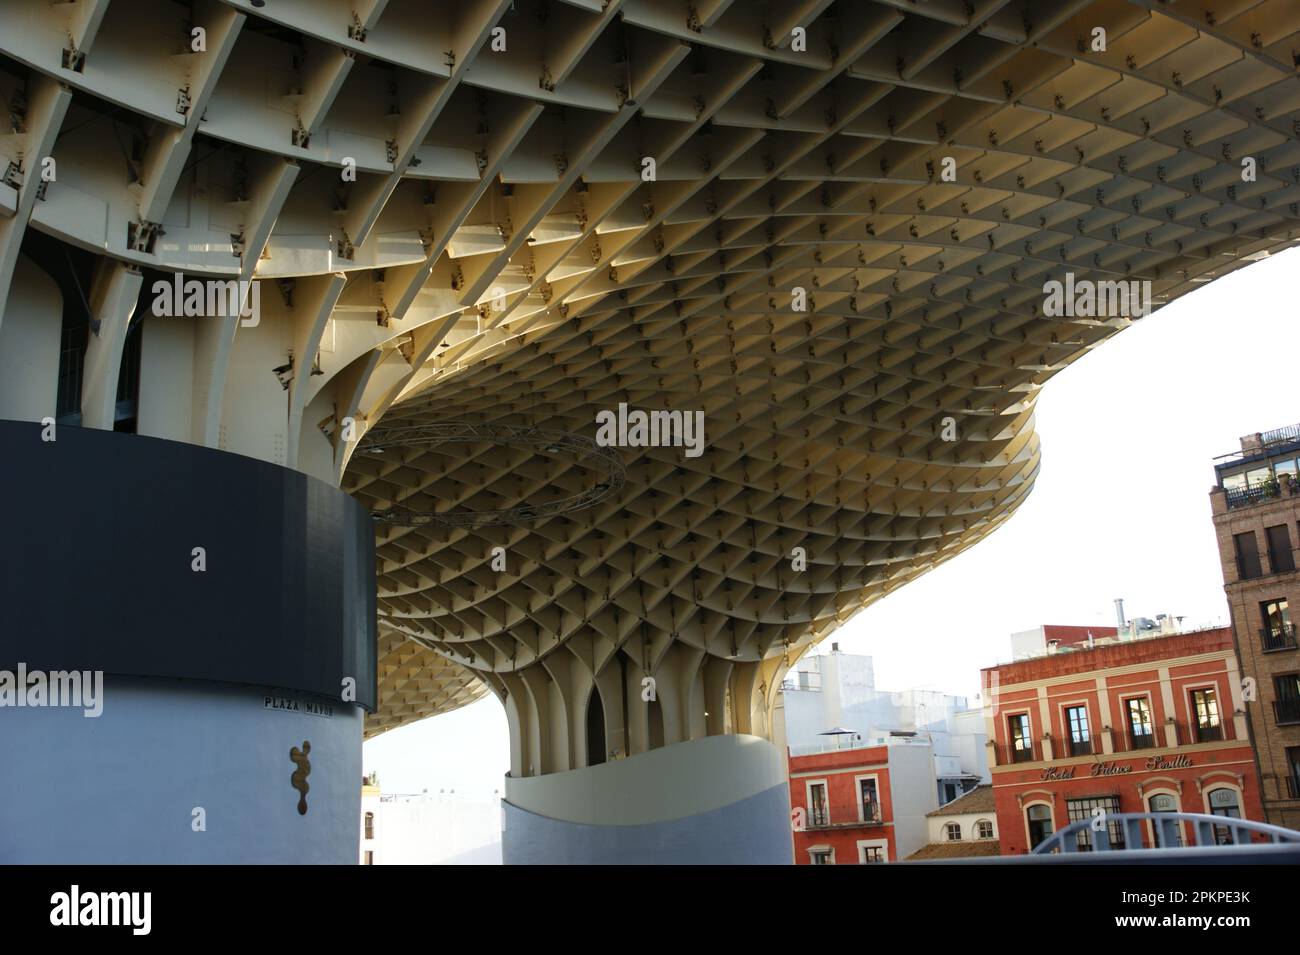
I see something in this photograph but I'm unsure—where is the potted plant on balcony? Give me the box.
[1263,472,1281,499]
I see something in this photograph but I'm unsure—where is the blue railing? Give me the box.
[1032,812,1300,855]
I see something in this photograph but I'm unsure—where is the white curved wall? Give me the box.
[502,735,792,864]
[505,733,785,825]
[0,675,362,864]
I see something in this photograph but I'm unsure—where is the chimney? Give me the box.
[1113,598,1126,631]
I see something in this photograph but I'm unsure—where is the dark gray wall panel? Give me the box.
[0,419,377,710]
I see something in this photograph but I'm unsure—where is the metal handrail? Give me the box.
[1262,423,1300,445]
[1032,812,1300,855]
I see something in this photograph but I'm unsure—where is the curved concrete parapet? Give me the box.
[0,676,363,864]
[502,735,792,864]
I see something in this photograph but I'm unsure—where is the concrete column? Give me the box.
[480,626,794,863]
[0,420,377,863]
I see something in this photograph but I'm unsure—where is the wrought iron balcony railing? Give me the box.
[1273,698,1300,725]
[1108,728,1158,752]
[1224,478,1300,510]
[1175,719,1233,744]
[803,804,883,829]
[1065,736,1097,757]
[1262,623,1298,652]
[995,741,1042,765]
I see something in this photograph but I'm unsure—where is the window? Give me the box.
[859,778,879,822]
[808,782,829,827]
[1065,704,1091,756]
[1235,531,1263,580]
[1267,525,1296,573]
[810,849,833,865]
[859,845,885,864]
[975,820,994,839]
[1067,795,1124,850]
[364,812,374,840]
[1274,673,1300,725]
[1247,466,1273,488]
[1207,789,1242,845]
[1148,794,1181,848]
[1287,747,1300,799]
[1190,687,1223,742]
[944,822,962,841]
[1026,804,1053,849]
[1262,599,1294,651]
[364,850,374,865]
[1008,713,1034,762]
[1126,697,1155,749]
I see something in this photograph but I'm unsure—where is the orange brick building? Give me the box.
[982,626,1263,854]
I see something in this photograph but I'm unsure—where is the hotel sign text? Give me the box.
[1039,753,1192,782]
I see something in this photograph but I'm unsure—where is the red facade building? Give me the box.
[788,745,896,864]
[983,626,1264,854]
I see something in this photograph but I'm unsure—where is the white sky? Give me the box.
[364,244,1300,798]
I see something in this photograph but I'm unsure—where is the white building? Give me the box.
[359,775,501,865]
[781,645,989,806]
[905,784,1002,860]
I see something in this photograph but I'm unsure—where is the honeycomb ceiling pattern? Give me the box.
[4,0,1300,761]
[341,0,1300,753]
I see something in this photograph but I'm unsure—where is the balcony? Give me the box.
[1273,698,1300,725]
[1065,736,1098,757]
[1173,719,1235,745]
[1193,722,1225,743]
[1109,728,1159,753]
[994,718,1243,766]
[995,741,1042,765]
[803,804,883,829]
[1170,717,1237,748]
[1105,722,1235,751]
[1224,483,1297,510]
[1262,624,1299,652]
